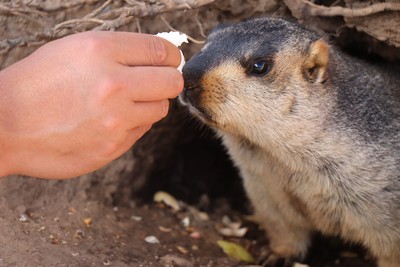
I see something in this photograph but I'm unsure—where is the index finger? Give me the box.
[108,32,182,67]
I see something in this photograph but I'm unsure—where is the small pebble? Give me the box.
[144,235,160,244]
[19,214,28,222]
[181,217,190,228]
[131,215,142,222]
[68,207,76,215]
[103,259,112,266]
[219,227,248,237]
[190,232,201,239]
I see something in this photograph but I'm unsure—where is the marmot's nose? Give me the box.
[181,59,205,105]
[183,75,202,92]
[182,51,210,89]
[181,76,202,106]
[182,62,203,90]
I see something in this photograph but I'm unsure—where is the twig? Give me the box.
[24,0,101,12]
[54,18,106,31]
[135,18,142,33]
[194,12,206,38]
[160,15,205,44]
[85,0,113,18]
[0,3,47,26]
[0,3,46,16]
[284,0,400,18]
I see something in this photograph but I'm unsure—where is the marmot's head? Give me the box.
[180,17,332,145]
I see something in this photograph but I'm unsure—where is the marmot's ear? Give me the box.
[303,39,330,84]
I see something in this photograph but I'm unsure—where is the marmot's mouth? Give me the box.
[179,88,215,124]
[180,86,201,104]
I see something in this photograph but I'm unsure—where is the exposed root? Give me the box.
[284,0,400,18]
[0,0,215,55]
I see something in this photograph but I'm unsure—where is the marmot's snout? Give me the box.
[180,55,206,111]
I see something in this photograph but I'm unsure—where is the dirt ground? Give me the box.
[0,171,376,267]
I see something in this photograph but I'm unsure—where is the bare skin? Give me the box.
[0,31,183,179]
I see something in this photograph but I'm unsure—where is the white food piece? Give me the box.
[156,31,188,47]
[156,31,188,73]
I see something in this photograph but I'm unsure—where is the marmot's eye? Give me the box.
[250,60,271,76]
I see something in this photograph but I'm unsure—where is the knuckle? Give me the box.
[102,116,120,133]
[146,36,167,65]
[82,33,105,54]
[100,141,119,159]
[96,75,120,101]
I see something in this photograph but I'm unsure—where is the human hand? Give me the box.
[0,31,183,179]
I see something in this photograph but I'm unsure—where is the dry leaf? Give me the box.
[176,245,189,254]
[153,191,180,211]
[217,240,255,263]
[83,218,92,227]
[293,263,310,267]
[159,226,172,232]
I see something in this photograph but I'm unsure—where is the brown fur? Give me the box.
[180,17,400,267]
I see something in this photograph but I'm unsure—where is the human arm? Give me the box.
[0,31,183,179]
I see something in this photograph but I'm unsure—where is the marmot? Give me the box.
[180,17,400,267]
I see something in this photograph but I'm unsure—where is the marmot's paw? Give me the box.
[257,247,296,267]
